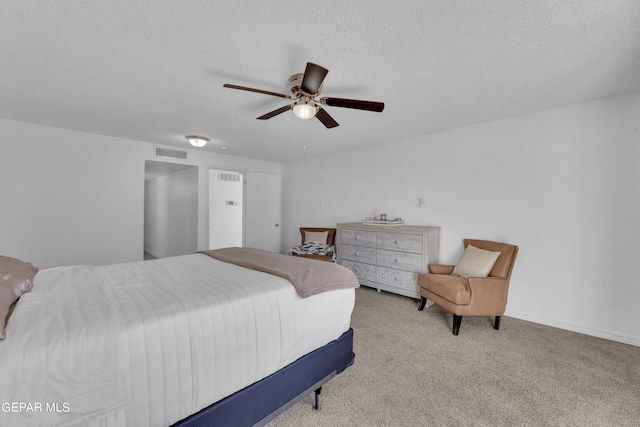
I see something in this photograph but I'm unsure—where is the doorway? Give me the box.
[144,161,198,258]
[209,168,244,249]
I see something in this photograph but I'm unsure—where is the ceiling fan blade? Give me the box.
[315,107,339,128]
[223,84,292,99]
[257,105,292,120]
[321,97,384,112]
[301,62,329,95]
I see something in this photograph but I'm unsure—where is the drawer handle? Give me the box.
[394,258,399,262]
[354,236,358,240]
[354,252,359,256]
[394,240,399,244]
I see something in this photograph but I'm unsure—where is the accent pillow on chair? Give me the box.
[451,244,501,278]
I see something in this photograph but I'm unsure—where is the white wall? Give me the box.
[0,119,282,269]
[282,90,640,346]
[144,167,198,258]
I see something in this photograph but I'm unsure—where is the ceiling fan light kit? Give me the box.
[186,135,209,147]
[292,100,318,120]
[224,62,384,128]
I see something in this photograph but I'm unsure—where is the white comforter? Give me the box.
[0,254,355,426]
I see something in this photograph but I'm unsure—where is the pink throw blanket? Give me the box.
[198,247,359,298]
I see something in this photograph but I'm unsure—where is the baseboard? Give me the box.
[143,249,163,259]
[505,309,640,347]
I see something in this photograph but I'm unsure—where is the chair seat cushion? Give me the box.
[289,242,336,262]
[420,274,471,305]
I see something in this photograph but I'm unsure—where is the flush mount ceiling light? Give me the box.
[186,135,209,148]
[292,100,319,120]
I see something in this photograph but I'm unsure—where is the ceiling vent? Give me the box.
[154,147,188,160]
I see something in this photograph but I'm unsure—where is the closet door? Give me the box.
[244,171,282,252]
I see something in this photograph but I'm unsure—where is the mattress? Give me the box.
[0,254,355,426]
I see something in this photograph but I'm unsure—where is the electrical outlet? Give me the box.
[417,198,427,207]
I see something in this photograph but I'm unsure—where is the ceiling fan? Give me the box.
[223,62,384,128]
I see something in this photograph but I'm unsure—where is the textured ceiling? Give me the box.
[1,1,639,162]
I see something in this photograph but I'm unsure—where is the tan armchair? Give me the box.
[418,239,518,335]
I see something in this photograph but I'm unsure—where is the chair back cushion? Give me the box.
[304,231,329,244]
[299,228,336,245]
[463,239,518,278]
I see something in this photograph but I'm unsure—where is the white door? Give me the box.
[208,169,243,249]
[245,171,282,252]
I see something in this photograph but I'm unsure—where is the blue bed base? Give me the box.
[172,327,355,427]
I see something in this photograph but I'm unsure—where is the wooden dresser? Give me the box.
[336,222,440,299]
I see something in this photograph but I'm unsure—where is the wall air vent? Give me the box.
[154,147,188,160]
[218,172,241,182]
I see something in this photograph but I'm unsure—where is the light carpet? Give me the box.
[268,286,640,426]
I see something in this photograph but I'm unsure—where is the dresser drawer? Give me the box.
[341,260,376,282]
[341,229,376,247]
[340,244,376,264]
[377,267,419,292]
[376,249,422,272]
[377,232,422,254]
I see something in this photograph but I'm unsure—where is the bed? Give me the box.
[0,248,359,426]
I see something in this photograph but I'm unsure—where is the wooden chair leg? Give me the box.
[452,314,462,335]
[494,316,501,330]
[418,296,427,311]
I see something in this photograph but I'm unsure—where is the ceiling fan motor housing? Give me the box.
[289,73,323,97]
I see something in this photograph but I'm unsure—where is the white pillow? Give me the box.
[452,244,501,278]
[304,231,329,244]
